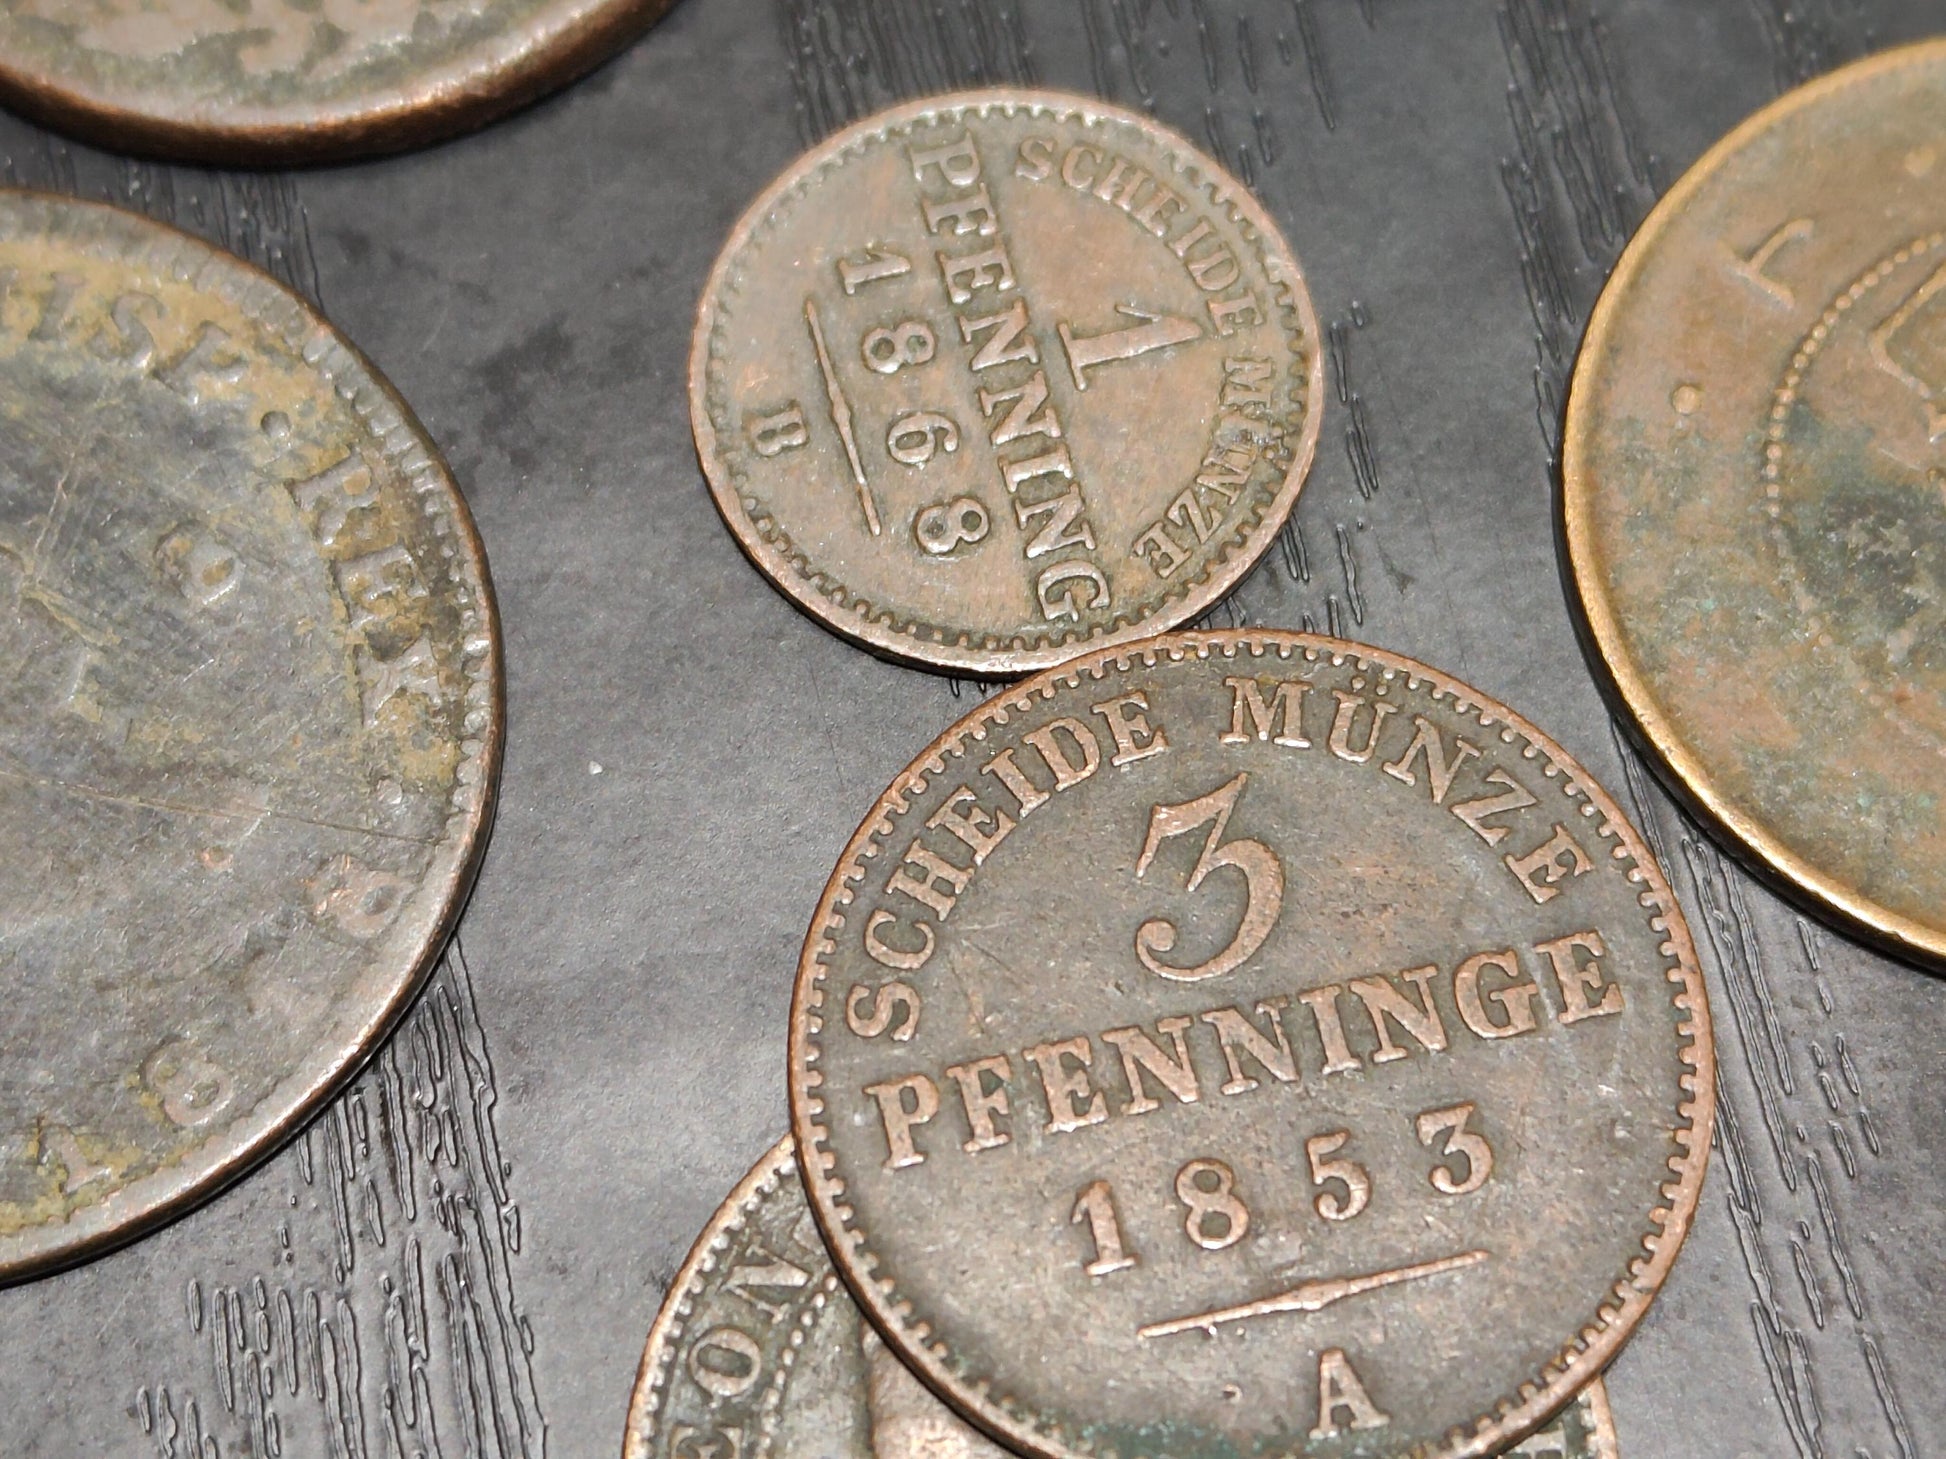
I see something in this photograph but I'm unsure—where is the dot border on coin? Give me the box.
[624,1137,795,1459]
[1561,38,1946,968]
[0,188,502,1283]
[789,629,1713,1459]
[690,89,1324,676]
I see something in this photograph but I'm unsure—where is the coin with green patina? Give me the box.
[1564,39,1946,966]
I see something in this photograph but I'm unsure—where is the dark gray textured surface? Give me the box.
[2,3,1941,1456]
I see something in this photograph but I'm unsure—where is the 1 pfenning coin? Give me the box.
[0,190,500,1282]
[1563,39,1946,967]
[790,631,1710,1458]
[691,89,1323,676]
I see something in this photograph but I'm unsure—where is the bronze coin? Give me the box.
[622,1135,1014,1459]
[789,631,1711,1458]
[691,89,1323,675]
[621,1137,1624,1459]
[0,0,678,165]
[1563,40,1946,966]
[0,190,500,1282]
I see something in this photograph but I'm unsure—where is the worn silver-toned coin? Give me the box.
[691,89,1323,675]
[790,631,1710,1458]
[0,0,679,164]
[0,190,500,1283]
[622,1137,1623,1459]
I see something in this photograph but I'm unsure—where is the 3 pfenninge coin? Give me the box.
[1563,39,1946,967]
[690,89,1323,675]
[623,1137,1625,1459]
[0,191,500,1282]
[0,0,679,164]
[789,631,1711,1459]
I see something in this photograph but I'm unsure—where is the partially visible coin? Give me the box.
[621,1137,1624,1459]
[1563,40,1946,965]
[691,89,1323,675]
[0,0,678,164]
[623,1136,1012,1459]
[0,190,500,1282]
[790,631,1710,1459]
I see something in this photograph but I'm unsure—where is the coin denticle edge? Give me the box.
[0,194,499,837]
[1761,231,1946,754]
[0,191,501,1278]
[627,1145,781,1455]
[624,1138,829,1459]
[756,1273,843,1451]
[692,91,1323,675]
[790,631,1712,1459]
[1560,38,1946,966]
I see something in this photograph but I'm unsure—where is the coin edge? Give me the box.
[688,86,1326,677]
[0,0,679,165]
[787,627,1715,1459]
[1559,37,1946,968]
[0,186,505,1283]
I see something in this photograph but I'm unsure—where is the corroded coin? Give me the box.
[0,0,678,164]
[622,1137,1624,1459]
[0,191,499,1282]
[790,632,1710,1459]
[691,90,1322,675]
[1563,40,1946,965]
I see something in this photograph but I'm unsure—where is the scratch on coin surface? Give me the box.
[0,756,434,845]
[803,296,878,535]
[1138,1249,1490,1339]
[954,934,1017,1035]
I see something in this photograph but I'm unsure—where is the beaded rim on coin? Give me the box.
[1561,39,1946,968]
[789,628,1713,1459]
[0,189,503,1282]
[689,88,1325,677]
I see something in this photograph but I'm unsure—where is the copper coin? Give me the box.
[623,1135,1014,1459]
[621,1137,1625,1459]
[691,89,1323,675]
[0,0,678,165]
[0,190,500,1282]
[789,631,1710,1459]
[1563,41,1946,966]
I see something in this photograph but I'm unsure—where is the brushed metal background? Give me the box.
[2,3,1940,1456]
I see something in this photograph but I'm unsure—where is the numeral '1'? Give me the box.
[1071,1180,1138,1276]
[837,246,911,295]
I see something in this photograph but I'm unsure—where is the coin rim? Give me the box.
[0,0,678,165]
[623,1135,821,1459]
[788,628,1714,1459]
[618,1139,1625,1459]
[1584,1373,1621,1459]
[0,187,504,1283]
[1560,38,1946,968]
[689,87,1326,677]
